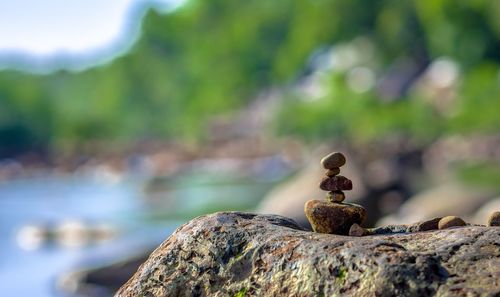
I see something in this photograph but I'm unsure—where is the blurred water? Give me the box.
[0,167,282,296]
[0,175,169,297]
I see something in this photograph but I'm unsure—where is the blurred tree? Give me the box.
[0,0,498,155]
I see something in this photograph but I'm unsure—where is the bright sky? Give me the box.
[0,0,182,71]
[0,0,139,55]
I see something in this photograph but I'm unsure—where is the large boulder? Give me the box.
[116,212,500,297]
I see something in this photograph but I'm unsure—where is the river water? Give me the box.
[0,164,285,297]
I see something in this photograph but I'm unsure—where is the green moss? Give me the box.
[234,287,248,297]
[336,266,347,281]
[233,242,253,261]
[234,250,244,261]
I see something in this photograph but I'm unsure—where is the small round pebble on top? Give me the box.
[438,216,466,229]
[321,152,346,169]
[487,211,500,227]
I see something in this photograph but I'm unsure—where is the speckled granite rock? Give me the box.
[116,212,500,297]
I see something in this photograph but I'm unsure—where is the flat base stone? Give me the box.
[304,200,366,235]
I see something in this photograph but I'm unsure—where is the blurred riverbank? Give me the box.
[0,138,300,296]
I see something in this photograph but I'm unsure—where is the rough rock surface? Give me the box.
[116,212,500,297]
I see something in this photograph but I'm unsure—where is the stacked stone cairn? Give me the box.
[304,152,499,236]
[304,152,367,235]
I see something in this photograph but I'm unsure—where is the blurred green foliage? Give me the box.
[456,162,500,191]
[0,0,499,154]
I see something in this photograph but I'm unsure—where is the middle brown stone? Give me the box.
[319,175,353,191]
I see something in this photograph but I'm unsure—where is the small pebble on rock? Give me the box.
[319,176,353,191]
[438,216,466,229]
[321,152,346,169]
[487,211,500,227]
[349,223,367,237]
[325,168,340,177]
[326,190,345,203]
[415,217,442,232]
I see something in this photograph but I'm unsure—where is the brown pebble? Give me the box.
[487,211,500,226]
[415,217,442,232]
[325,168,340,177]
[349,223,367,237]
[319,176,353,191]
[326,190,345,203]
[321,152,346,169]
[438,216,466,229]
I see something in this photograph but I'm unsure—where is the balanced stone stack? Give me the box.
[304,152,366,235]
[320,152,351,203]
